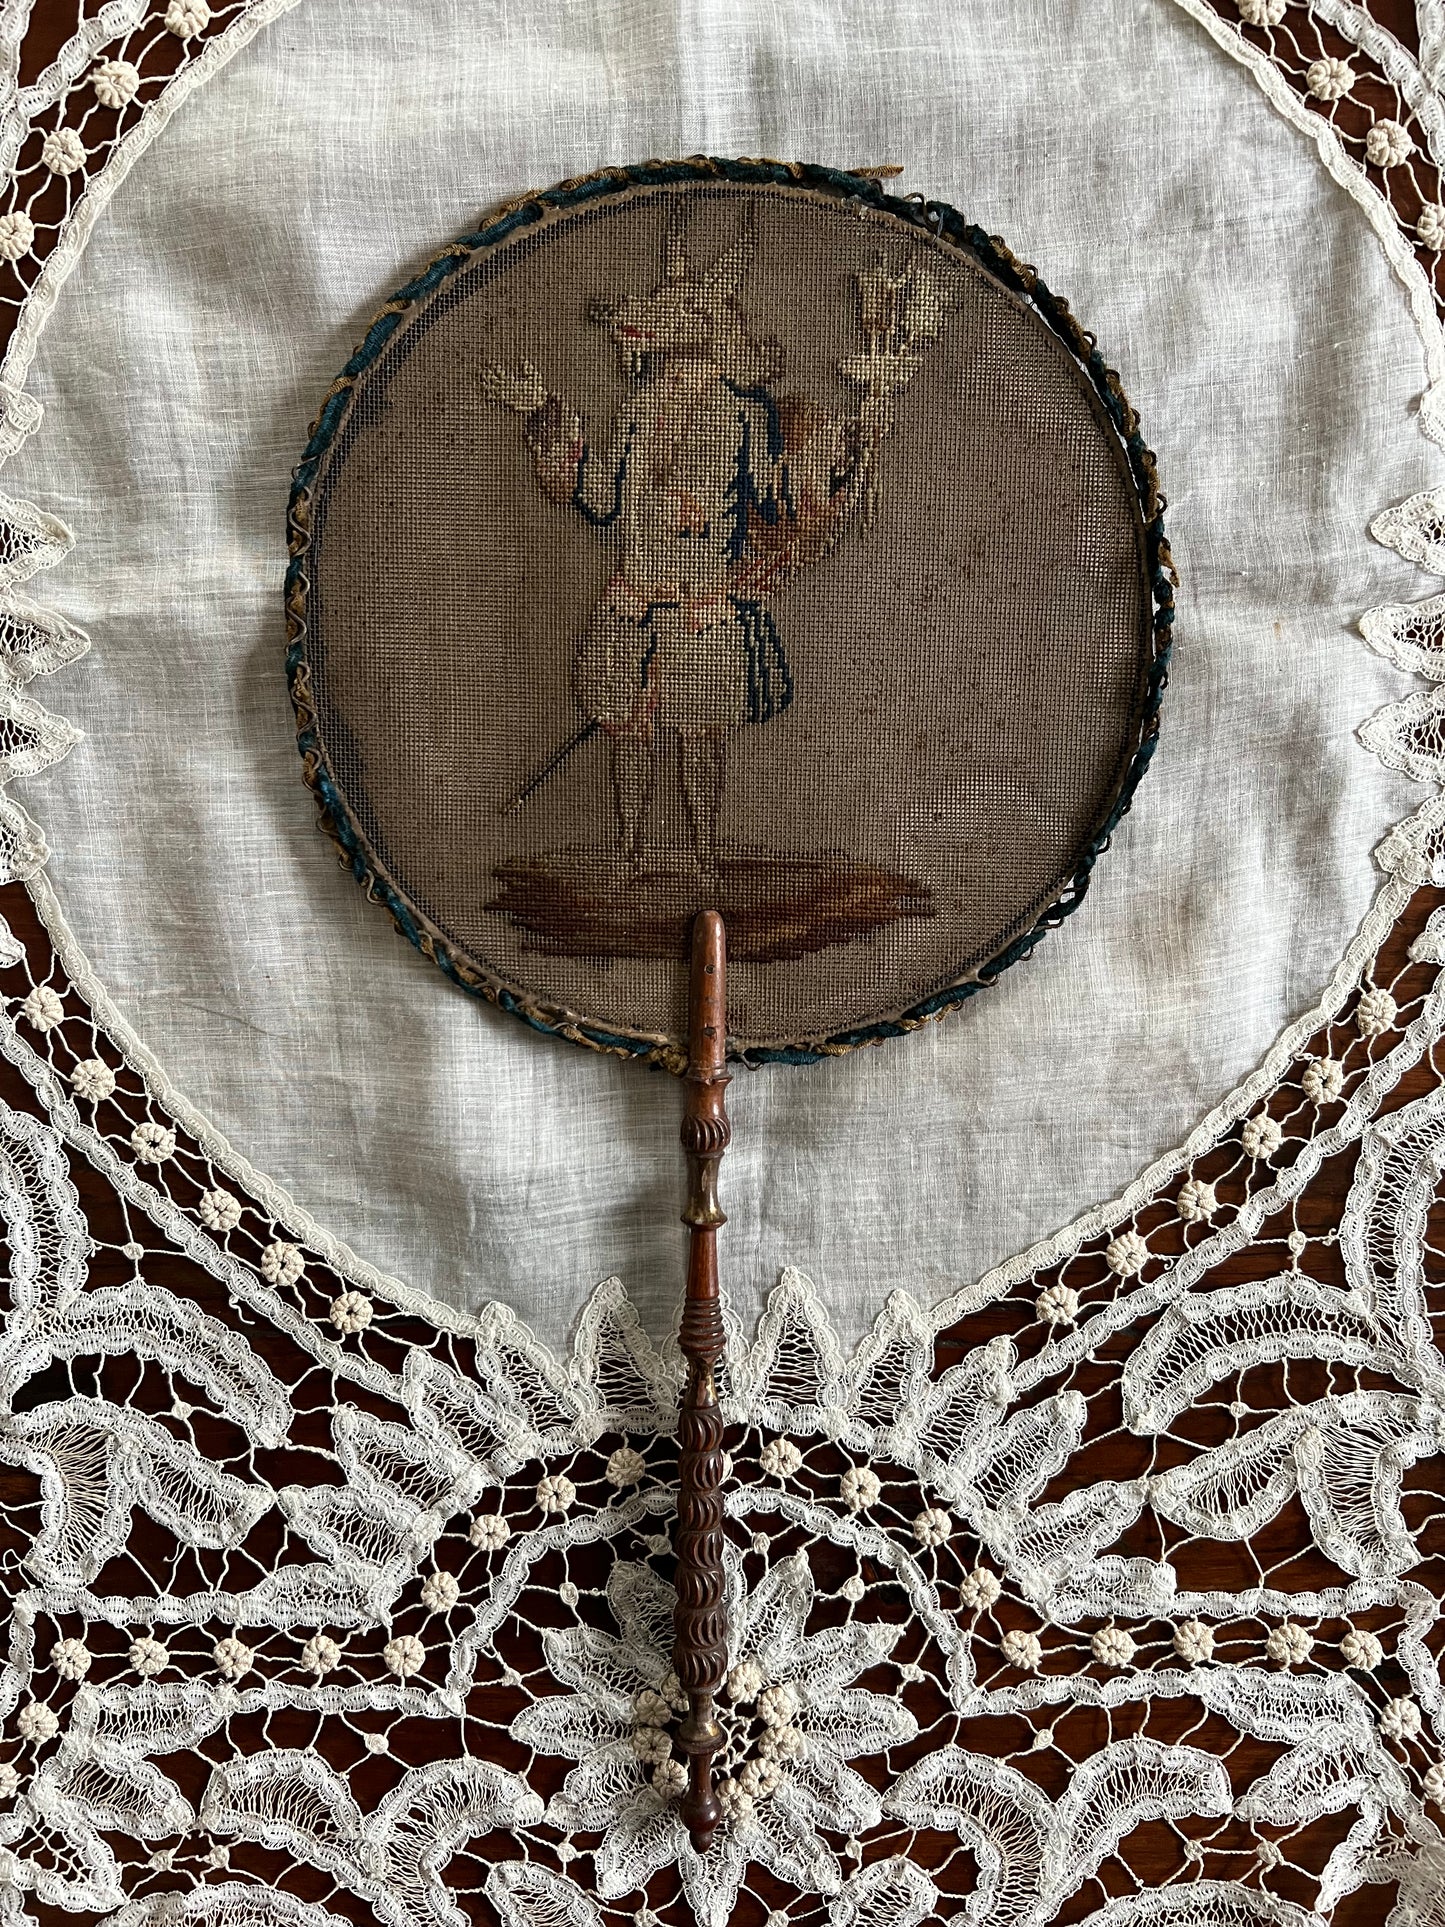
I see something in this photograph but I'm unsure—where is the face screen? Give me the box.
[288,164,1168,1064]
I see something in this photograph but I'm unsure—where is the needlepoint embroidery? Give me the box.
[287,160,1170,1062]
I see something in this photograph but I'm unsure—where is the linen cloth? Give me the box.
[5,0,1435,1351]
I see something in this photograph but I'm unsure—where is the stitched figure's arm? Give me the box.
[479,361,588,508]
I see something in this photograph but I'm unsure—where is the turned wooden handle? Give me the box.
[672,909,731,1855]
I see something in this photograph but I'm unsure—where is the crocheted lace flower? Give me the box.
[1035,1282,1079,1326]
[1340,1627,1383,1670]
[1305,56,1354,101]
[40,128,85,177]
[760,1437,803,1478]
[164,0,211,33]
[1241,1112,1283,1160]
[20,985,62,1032]
[212,1637,254,1681]
[70,1056,115,1101]
[959,1567,1002,1610]
[16,1701,57,1742]
[1091,1626,1136,1668]
[1001,1628,1043,1671]
[90,59,140,108]
[0,212,34,263]
[469,1512,511,1550]
[328,1289,372,1333]
[198,1186,242,1232]
[1381,1697,1423,1743]
[50,1638,89,1680]
[1105,1230,1149,1278]
[912,1507,952,1548]
[1236,0,1286,23]
[726,1657,765,1704]
[299,1633,341,1675]
[514,1551,914,1926]
[1176,1178,1217,1224]
[1265,1621,1313,1666]
[131,1120,176,1164]
[840,1464,880,1511]
[1301,1056,1344,1104]
[128,1636,169,1677]
[260,1240,304,1286]
[1365,119,1414,168]
[1356,984,1399,1034]
[1173,1619,1215,1664]
[535,1473,576,1514]
[383,1633,425,1678]
[606,1445,647,1486]
[420,1570,461,1613]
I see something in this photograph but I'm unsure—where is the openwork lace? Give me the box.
[0,5,1441,1927]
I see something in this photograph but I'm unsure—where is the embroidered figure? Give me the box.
[481,208,945,894]
[291,162,1168,1046]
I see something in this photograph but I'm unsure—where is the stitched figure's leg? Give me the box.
[680,730,726,877]
[611,734,655,867]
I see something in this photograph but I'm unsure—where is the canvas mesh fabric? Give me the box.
[292,170,1162,1061]
[3,0,1428,1358]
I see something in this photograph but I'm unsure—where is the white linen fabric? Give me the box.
[8,8,1445,1923]
[4,0,1434,1353]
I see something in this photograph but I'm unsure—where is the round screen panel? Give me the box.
[287,159,1171,1066]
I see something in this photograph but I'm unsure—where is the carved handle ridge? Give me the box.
[672,910,731,1856]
